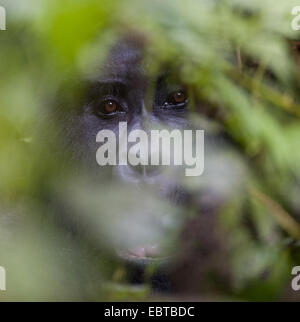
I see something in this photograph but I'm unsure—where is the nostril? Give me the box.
[144,164,162,177]
[127,148,162,178]
[128,163,162,178]
[128,163,146,176]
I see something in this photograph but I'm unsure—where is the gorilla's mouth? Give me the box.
[124,245,160,259]
[112,185,188,264]
[117,244,168,264]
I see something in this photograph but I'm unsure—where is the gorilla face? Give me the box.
[50,33,244,294]
[60,35,194,263]
[79,36,190,176]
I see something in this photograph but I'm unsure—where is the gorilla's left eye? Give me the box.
[163,90,188,109]
[103,100,118,113]
[95,99,125,117]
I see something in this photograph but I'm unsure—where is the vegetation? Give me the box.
[1,0,300,301]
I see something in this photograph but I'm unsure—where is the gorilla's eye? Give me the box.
[162,90,188,109]
[104,100,117,113]
[173,91,186,103]
[95,99,124,117]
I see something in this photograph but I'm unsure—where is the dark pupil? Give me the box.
[174,91,185,103]
[105,100,117,113]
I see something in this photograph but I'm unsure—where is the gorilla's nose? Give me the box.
[116,147,163,182]
[128,162,162,178]
[116,163,162,184]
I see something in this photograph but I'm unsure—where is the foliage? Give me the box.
[1,0,300,301]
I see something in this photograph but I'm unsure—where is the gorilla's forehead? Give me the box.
[99,36,148,88]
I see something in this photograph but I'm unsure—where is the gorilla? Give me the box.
[47,32,244,296]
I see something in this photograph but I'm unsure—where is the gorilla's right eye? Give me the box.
[95,99,125,117]
[161,90,188,110]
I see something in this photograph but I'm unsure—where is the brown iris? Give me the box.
[162,89,188,109]
[173,91,186,103]
[104,100,117,113]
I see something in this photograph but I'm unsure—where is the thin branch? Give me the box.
[251,188,300,239]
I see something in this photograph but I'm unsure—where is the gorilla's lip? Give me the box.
[128,245,160,258]
[117,245,170,265]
